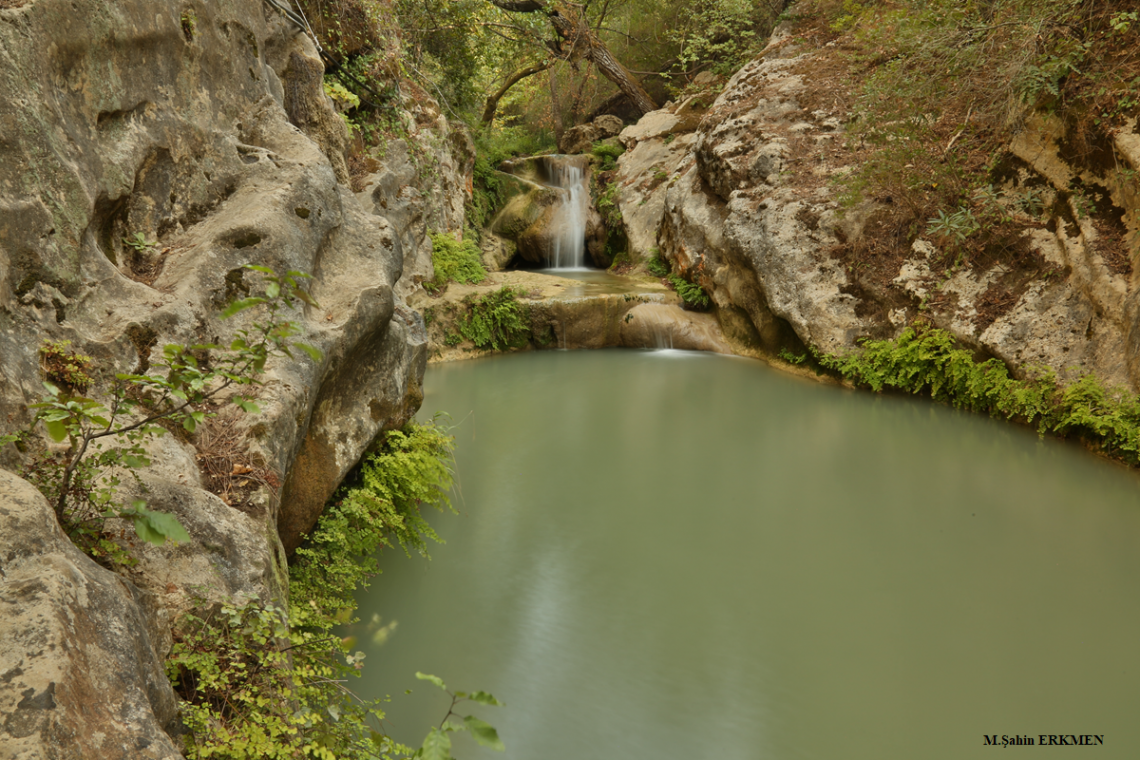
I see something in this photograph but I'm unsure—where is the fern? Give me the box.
[818,325,1140,464]
[457,287,530,350]
[428,232,487,292]
[667,273,711,310]
[289,421,454,630]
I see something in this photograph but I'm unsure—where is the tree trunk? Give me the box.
[486,0,658,116]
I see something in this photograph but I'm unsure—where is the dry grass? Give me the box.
[195,411,279,516]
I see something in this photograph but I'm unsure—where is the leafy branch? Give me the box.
[14,266,322,555]
[414,672,505,759]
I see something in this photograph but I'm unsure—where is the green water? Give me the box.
[352,350,1140,759]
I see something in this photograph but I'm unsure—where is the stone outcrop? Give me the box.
[558,114,625,155]
[0,471,181,760]
[0,0,470,752]
[409,270,732,361]
[614,26,1140,387]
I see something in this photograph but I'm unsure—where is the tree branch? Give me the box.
[482,61,554,124]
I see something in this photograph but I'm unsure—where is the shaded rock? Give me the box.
[560,123,601,155]
[594,115,624,137]
[559,115,626,155]
[479,230,518,271]
[0,470,181,760]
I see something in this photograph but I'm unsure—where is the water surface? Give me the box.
[353,350,1140,759]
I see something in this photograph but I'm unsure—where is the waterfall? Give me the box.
[544,158,588,270]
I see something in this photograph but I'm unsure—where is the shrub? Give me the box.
[170,420,462,759]
[428,232,487,292]
[457,287,530,350]
[667,273,711,310]
[590,141,625,171]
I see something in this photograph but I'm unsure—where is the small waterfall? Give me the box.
[543,157,588,270]
[651,321,674,350]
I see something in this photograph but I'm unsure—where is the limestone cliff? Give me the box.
[615,27,1140,391]
[0,0,470,755]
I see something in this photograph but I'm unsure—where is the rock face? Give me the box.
[0,471,181,760]
[0,0,469,751]
[615,27,1140,387]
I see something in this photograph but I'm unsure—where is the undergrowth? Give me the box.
[427,232,487,293]
[818,324,1140,464]
[169,421,457,759]
[456,287,531,350]
[792,0,1140,279]
[667,273,711,310]
[290,421,455,630]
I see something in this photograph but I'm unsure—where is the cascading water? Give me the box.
[543,157,588,269]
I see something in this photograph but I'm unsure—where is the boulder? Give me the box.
[0,471,182,759]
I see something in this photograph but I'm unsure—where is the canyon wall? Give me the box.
[0,0,469,754]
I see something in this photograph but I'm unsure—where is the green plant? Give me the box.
[413,672,505,758]
[816,324,1140,464]
[324,77,362,110]
[427,233,487,292]
[168,599,400,760]
[778,348,808,365]
[590,141,625,171]
[1071,190,1097,220]
[290,421,455,631]
[667,273,711,310]
[20,266,320,564]
[646,252,669,277]
[39,340,93,394]
[180,8,197,41]
[123,232,158,255]
[595,180,622,228]
[169,419,475,760]
[456,287,530,350]
[1111,10,1138,34]
[927,206,980,244]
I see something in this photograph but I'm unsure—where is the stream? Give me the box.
[352,349,1140,759]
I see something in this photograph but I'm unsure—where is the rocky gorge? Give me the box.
[2,0,1140,757]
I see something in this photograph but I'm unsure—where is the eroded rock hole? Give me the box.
[231,232,262,249]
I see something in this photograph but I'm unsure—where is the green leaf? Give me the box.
[415,672,448,692]
[293,288,319,308]
[132,508,191,545]
[266,281,281,299]
[182,416,197,433]
[132,514,164,544]
[244,264,273,274]
[220,297,268,319]
[295,342,323,362]
[463,716,505,751]
[45,419,69,442]
[467,690,503,706]
[420,728,451,760]
[122,454,150,468]
[42,381,61,396]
